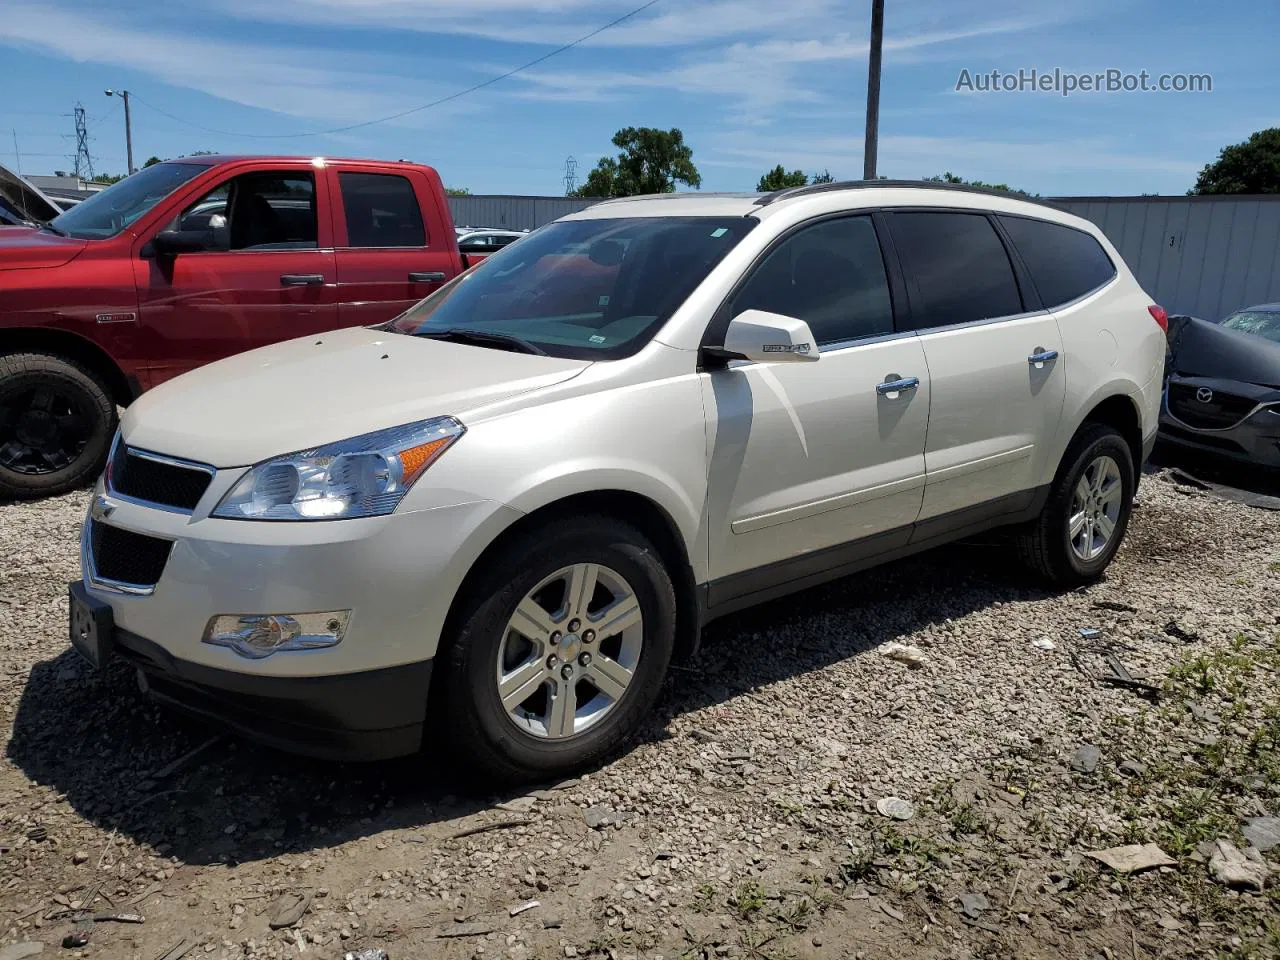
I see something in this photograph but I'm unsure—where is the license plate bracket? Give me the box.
[68,581,115,671]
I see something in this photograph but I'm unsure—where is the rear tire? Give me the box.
[0,353,116,501]
[434,515,676,785]
[1018,423,1135,588]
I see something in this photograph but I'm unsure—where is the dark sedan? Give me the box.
[1160,304,1280,469]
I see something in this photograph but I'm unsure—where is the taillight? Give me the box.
[1148,304,1168,333]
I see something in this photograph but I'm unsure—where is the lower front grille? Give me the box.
[1168,383,1256,430]
[90,520,174,588]
[1160,423,1248,454]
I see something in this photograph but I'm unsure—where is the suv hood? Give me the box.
[0,225,89,269]
[122,326,591,466]
[0,163,63,225]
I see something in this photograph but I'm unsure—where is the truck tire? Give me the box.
[434,515,677,785]
[1017,423,1135,588]
[0,352,117,501]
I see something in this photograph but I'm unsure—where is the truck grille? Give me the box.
[90,520,174,588]
[110,444,213,511]
[1167,383,1256,430]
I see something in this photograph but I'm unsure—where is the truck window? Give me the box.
[338,172,427,248]
[168,173,317,251]
[49,161,208,240]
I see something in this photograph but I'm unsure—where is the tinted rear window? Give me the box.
[998,215,1115,308]
[888,211,1023,329]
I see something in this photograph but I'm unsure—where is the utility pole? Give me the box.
[862,0,884,180]
[73,103,95,181]
[105,88,134,175]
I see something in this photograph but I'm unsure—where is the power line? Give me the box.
[128,0,660,141]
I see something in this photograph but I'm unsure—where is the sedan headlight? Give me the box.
[212,417,464,521]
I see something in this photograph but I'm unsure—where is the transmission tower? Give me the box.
[562,155,578,195]
[72,103,94,181]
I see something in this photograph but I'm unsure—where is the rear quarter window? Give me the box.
[997,215,1116,309]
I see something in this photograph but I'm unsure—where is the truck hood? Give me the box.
[0,225,89,269]
[0,162,63,224]
[122,326,591,467]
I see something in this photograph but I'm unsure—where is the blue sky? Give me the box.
[0,0,1275,197]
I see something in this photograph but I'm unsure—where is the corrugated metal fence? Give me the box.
[448,195,598,231]
[453,193,1280,322]
[1046,196,1280,321]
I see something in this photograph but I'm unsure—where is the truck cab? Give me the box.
[0,155,479,499]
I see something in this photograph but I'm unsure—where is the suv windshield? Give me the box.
[1222,309,1280,344]
[49,162,210,239]
[389,216,757,359]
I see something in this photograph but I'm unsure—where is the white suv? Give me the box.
[70,182,1168,782]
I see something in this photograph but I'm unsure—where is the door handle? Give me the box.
[876,376,920,396]
[1027,348,1059,366]
[280,274,325,286]
[409,271,447,283]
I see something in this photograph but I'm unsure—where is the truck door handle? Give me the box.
[876,376,920,396]
[280,274,325,286]
[1027,348,1059,367]
[409,271,447,283]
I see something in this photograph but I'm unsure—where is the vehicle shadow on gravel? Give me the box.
[6,540,1050,868]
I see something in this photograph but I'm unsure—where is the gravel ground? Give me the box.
[1,469,1277,960]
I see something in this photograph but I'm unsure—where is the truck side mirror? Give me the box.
[150,228,213,256]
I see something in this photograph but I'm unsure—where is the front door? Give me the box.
[884,210,1066,524]
[702,215,931,599]
[133,169,338,387]
[331,169,458,326]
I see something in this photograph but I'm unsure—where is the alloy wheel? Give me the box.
[1068,454,1124,562]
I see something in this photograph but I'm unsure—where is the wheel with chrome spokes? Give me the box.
[437,515,676,784]
[497,562,644,740]
[1018,423,1135,587]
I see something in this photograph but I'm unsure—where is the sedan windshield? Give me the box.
[49,162,210,239]
[389,216,757,359]
[1221,310,1280,344]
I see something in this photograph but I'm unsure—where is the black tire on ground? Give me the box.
[0,352,117,501]
[1017,422,1136,588]
[434,515,677,785]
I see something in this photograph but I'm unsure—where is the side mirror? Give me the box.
[712,309,820,364]
[151,228,213,256]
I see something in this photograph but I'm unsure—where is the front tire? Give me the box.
[1018,423,1135,587]
[0,353,117,501]
[435,515,676,784]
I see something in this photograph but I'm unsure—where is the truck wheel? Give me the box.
[435,515,676,785]
[1017,423,1135,587]
[0,353,117,501]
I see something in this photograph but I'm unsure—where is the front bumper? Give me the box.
[1158,399,1280,469]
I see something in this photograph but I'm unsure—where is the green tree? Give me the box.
[809,169,836,184]
[925,171,1035,197]
[143,156,163,167]
[91,173,127,185]
[1191,128,1280,194]
[757,165,808,191]
[572,127,701,198]
[445,187,471,197]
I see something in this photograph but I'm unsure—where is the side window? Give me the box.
[888,212,1023,329]
[998,215,1115,308]
[168,173,317,251]
[339,172,427,248]
[730,216,894,346]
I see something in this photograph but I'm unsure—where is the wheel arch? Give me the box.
[0,327,137,407]
[1055,385,1144,483]
[440,488,703,668]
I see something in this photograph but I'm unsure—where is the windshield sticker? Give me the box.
[589,334,607,344]
[598,295,610,305]
[710,227,728,238]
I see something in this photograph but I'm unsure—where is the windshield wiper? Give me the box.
[38,222,68,237]
[417,327,547,356]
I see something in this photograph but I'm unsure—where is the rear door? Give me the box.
[331,167,458,325]
[133,167,338,386]
[885,209,1066,528]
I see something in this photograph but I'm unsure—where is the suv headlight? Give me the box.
[212,417,464,521]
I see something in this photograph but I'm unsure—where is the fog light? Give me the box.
[202,611,350,659]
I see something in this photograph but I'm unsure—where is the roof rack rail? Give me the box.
[591,191,762,206]
[754,179,1062,211]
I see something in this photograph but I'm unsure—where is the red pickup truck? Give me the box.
[0,155,495,499]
